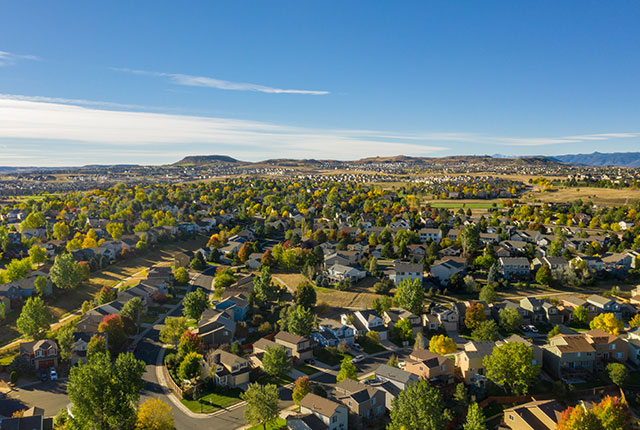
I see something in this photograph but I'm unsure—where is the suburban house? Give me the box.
[250,336,292,369]
[542,334,596,380]
[519,298,561,325]
[498,257,531,280]
[0,407,54,430]
[289,393,348,430]
[497,335,543,367]
[390,262,423,286]
[197,308,236,347]
[455,341,496,385]
[562,296,598,321]
[327,264,367,283]
[214,293,250,322]
[334,378,386,423]
[204,349,250,388]
[429,304,460,332]
[430,258,466,285]
[625,327,640,366]
[341,310,388,341]
[19,339,58,370]
[586,295,622,320]
[418,228,442,244]
[274,331,314,362]
[404,348,454,385]
[541,256,569,270]
[583,329,628,364]
[383,309,422,335]
[313,320,355,347]
[374,363,418,390]
[501,399,563,430]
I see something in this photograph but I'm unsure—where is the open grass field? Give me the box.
[524,186,639,206]
[426,201,503,209]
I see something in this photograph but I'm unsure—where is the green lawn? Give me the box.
[295,364,318,376]
[180,388,244,413]
[314,348,353,367]
[247,418,287,430]
[428,202,502,209]
[141,314,159,324]
[259,374,294,387]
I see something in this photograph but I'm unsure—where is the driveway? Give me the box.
[0,380,69,418]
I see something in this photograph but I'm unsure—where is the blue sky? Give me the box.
[1,1,639,165]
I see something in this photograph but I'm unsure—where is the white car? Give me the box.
[528,325,539,333]
[351,354,365,364]
[50,368,58,381]
[398,361,407,369]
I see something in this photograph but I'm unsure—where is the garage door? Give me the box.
[38,359,54,369]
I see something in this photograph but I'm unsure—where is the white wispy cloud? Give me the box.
[113,68,330,95]
[0,50,40,66]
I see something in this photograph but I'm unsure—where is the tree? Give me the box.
[173,267,189,285]
[392,318,414,343]
[106,222,124,240]
[453,382,469,408]
[87,335,107,359]
[483,342,540,395]
[56,324,75,362]
[0,302,5,323]
[17,296,53,339]
[535,265,552,286]
[183,289,208,320]
[159,317,189,346]
[292,376,311,406]
[465,302,486,330]
[178,330,202,356]
[28,245,47,265]
[478,283,497,304]
[429,334,457,355]
[34,276,48,296]
[463,403,486,430]
[472,320,500,341]
[67,352,145,430]
[121,297,144,329]
[98,314,127,353]
[557,406,602,430]
[136,398,174,430]
[460,224,480,256]
[241,383,279,430]
[590,313,623,335]
[286,305,316,337]
[336,356,357,383]
[190,252,206,271]
[592,396,632,430]
[499,307,522,332]
[262,345,291,378]
[573,306,588,326]
[178,352,202,381]
[414,332,426,350]
[254,266,276,303]
[388,379,448,430]
[50,253,82,290]
[393,278,424,315]
[606,363,628,387]
[372,296,393,315]
[296,281,317,308]
[52,221,70,240]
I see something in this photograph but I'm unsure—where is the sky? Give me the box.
[1,1,639,166]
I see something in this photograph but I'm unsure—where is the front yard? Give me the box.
[180,387,244,413]
[314,348,353,367]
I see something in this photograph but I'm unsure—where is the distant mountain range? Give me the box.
[549,152,640,168]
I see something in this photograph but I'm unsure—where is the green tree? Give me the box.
[87,335,107,360]
[120,297,144,330]
[67,352,145,430]
[606,363,628,387]
[483,342,540,395]
[159,317,189,346]
[17,296,53,339]
[292,376,310,406]
[56,324,75,362]
[536,265,552,286]
[460,224,480,256]
[336,356,357,383]
[34,276,48,296]
[478,283,497,303]
[372,296,393,315]
[50,253,82,290]
[190,252,206,271]
[183,289,209,320]
[286,305,316,337]
[393,278,424,315]
[472,320,500,341]
[52,221,70,240]
[453,382,469,408]
[262,345,291,378]
[20,212,45,232]
[106,222,124,240]
[392,318,414,343]
[463,403,486,430]
[414,332,426,350]
[178,352,202,381]
[547,325,562,342]
[28,244,47,265]
[0,302,5,323]
[573,306,588,326]
[254,266,276,303]
[241,383,280,430]
[499,307,522,332]
[388,379,448,430]
[296,281,317,308]
[173,267,189,285]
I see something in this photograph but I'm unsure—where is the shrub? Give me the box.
[10,370,18,384]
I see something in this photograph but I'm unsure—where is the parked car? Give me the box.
[304,358,315,365]
[351,343,363,351]
[351,354,365,364]
[50,368,58,381]
[40,369,48,382]
[527,325,539,333]
[398,361,407,369]
[520,325,529,332]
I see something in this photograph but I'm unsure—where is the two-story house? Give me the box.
[334,378,386,423]
[383,309,422,335]
[205,349,250,388]
[288,393,348,430]
[19,339,58,370]
[197,308,236,347]
[313,320,355,347]
[418,228,442,244]
[502,399,563,430]
[341,310,388,341]
[542,334,596,379]
[455,341,496,385]
[275,331,314,363]
[404,348,454,385]
[498,257,531,280]
[390,262,423,286]
[497,334,543,367]
[583,329,628,365]
[214,293,250,322]
[586,295,622,320]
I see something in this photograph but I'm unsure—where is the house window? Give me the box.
[610,344,616,350]
[616,352,624,359]
[440,365,446,371]
[372,397,376,406]
[509,415,514,421]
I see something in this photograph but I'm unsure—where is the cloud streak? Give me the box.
[113,68,330,95]
[0,50,40,66]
